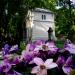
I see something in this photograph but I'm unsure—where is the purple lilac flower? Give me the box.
[8,55,21,66]
[14,71,22,75]
[64,43,75,54]
[0,65,2,73]
[46,41,58,55]
[21,50,38,63]
[2,44,10,55]
[62,66,72,75]
[34,40,45,46]
[48,50,57,56]
[0,61,12,73]
[26,43,35,51]
[46,41,58,50]
[9,44,19,53]
[56,55,65,67]
[64,56,73,67]
[34,44,48,52]
[6,70,22,75]
[62,56,72,74]
[26,40,46,52]
[3,54,21,65]
[64,39,71,49]
[31,57,58,75]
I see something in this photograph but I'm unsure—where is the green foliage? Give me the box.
[55,7,70,35]
[70,69,75,75]
[55,0,75,41]
[56,40,64,48]
[16,41,26,55]
[0,0,57,44]
[20,41,26,51]
[0,0,75,44]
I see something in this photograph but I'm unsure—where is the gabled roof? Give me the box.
[32,8,54,14]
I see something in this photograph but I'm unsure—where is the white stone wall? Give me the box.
[32,20,55,41]
[26,9,56,41]
[33,12,54,22]
[31,11,56,41]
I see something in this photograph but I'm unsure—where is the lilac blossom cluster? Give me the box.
[0,39,75,75]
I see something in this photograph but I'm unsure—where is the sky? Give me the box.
[73,0,75,3]
[56,0,75,9]
[72,0,75,4]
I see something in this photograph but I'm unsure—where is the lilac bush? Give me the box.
[0,39,75,75]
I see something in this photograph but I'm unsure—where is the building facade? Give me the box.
[25,8,56,42]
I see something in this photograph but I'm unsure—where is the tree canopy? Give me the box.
[0,0,75,46]
[55,0,75,42]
